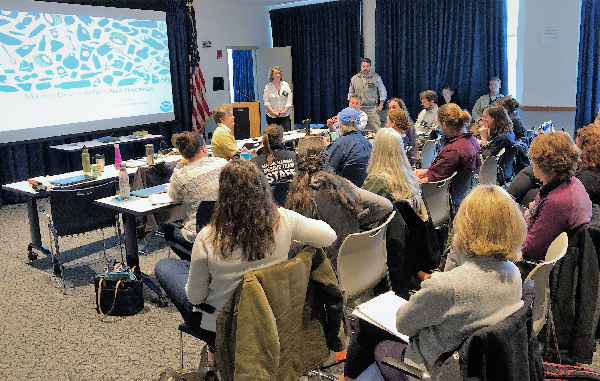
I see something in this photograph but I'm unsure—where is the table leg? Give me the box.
[26,197,51,260]
[122,212,140,269]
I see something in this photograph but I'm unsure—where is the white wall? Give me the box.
[517,0,581,135]
[194,0,272,134]
[363,0,376,67]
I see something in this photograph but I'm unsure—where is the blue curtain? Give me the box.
[270,0,362,124]
[0,0,191,206]
[232,50,256,102]
[575,0,600,132]
[375,0,508,119]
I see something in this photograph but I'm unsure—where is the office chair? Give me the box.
[43,179,120,293]
[336,211,396,333]
[164,200,216,261]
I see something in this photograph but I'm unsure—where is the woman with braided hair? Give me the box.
[286,136,392,269]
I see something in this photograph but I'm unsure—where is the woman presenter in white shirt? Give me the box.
[264,65,293,131]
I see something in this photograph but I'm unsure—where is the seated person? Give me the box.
[286,136,392,270]
[252,124,297,205]
[438,85,460,108]
[471,76,504,133]
[362,128,427,221]
[385,107,417,166]
[339,185,526,381]
[414,90,440,148]
[155,160,337,366]
[575,124,600,205]
[507,166,542,207]
[496,96,526,141]
[509,125,600,208]
[328,94,369,132]
[210,103,239,160]
[251,124,296,185]
[479,104,515,159]
[521,132,592,266]
[169,132,227,243]
[415,103,481,183]
[325,107,373,185]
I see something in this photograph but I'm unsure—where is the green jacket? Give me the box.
[216,246,344,381]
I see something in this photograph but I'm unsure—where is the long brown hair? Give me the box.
[261,124,283,164]
[285,137,361,217]
[208,160,280,261]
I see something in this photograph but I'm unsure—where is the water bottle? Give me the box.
[240,147,250,160]
[114,143,122,169]
[81,146,91,175]
[118,163,130,199]
[145,144,154,165]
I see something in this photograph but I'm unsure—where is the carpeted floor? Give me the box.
[1,200,600,380]
[0,200,344,380]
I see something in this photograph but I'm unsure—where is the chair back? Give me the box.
[421,172,456,228]
[524,232,568,336]
[336,211,395,300]
[497,145,517,185]
[479,155,499,185]
[50,179,118,236]
[449,169,475,212]
[272,181,291,206]
[420,140,437,169]
[195,200,216,232]
[339,163,368,187]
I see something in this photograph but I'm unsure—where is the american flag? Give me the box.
[188,3,210,136]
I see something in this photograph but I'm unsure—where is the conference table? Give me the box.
[2,155,181,263]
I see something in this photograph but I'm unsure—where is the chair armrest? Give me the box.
[381,357,430,379]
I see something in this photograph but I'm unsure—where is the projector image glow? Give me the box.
[0,2,175,144]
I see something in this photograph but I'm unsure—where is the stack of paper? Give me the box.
[352,291,410,342]
[148,192,173,205]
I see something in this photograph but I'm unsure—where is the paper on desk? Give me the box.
[148,192,173,205]
[352,291,410,342]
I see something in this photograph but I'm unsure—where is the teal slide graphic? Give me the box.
[0,9,172,109]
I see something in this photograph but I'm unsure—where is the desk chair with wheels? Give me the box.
[524,232,568,336]
[421,172,456,228]
[336,211,396,332]
[164,200,215,261]
[42,179,120,293]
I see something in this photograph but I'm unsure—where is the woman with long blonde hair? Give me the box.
[363,128,427,221]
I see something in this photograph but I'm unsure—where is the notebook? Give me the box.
[49,174,94,187]
[352,291,410,342]
[130,184,168,198]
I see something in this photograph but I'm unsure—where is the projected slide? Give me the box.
[0,8,174,135]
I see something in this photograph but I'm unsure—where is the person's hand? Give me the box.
[479,125,489,144]
[327,118,334,127]
[415,168,428,178]
[376,103,383,113]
